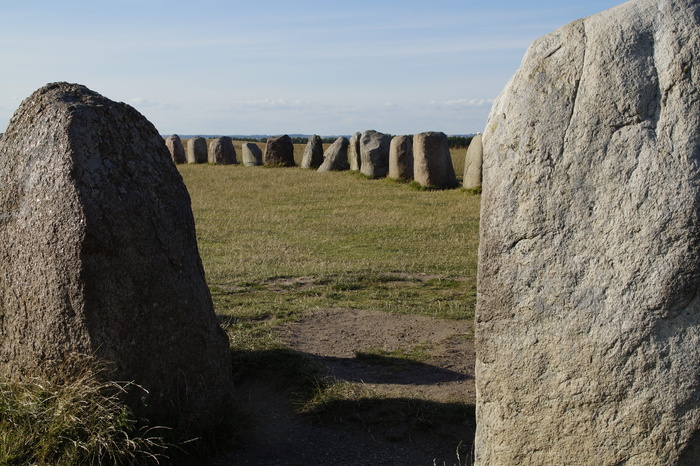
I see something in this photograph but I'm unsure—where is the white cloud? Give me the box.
[428,99,496,109]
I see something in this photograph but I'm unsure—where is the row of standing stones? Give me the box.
[165,130,485,190]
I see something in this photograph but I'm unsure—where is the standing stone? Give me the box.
[348,132,361,171]
[318,137,350,172]
[301,134,324,169]
[241,142,263,166]
[165,134,186,164]
[359,130,390,178]
[412,132,458,189]
[463,134,483,189]
[0,82,234,427]
[388,135,413,180]
[208,136,237,165]
[476,1,700,464]
[263,134,295,167]
[187,136,207,164]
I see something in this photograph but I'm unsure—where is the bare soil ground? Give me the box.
[212,309,476,466]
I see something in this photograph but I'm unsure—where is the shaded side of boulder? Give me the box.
[318,137,350,172]
[241,142,263,166]
[0,82,234,428]
[359,130,390,178]
[208,136,237,165]
[263,135,295,167]
[412,132,457,189]
[476,1,700,464]
[348,132,362,171]
[301,134,324,169]
[165,134,186,164]
[462,134,483,189]
[187,136,208,164]
[388,135,413,180]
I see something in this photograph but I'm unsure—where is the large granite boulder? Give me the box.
[412,132,457,189]
[208,136,237,165]
[476,1,700,464]
[263,134,295,167]
[462,133,482,189]
[241,142,263,166]
[388,135,413,180]
[187,136,207,164]
[301,134,324,169]
[0,82,234,427]
[348,132,362,171]
[359,130,390,178]
[318,136,350,172]
[165,134,186,164]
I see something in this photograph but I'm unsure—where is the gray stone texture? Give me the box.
[412,132,457,189]
[165,134,186,164]
[476,0,700,464]
[241,142,263,166]
[388,135,413,180]
[208,136,237,165]
[318,137,350,172]
[0,82,234,427]
[187,136,207,164]
[301,134,324,169]
[359,130,390,178]
[348,132,362,171]
[263,135,295,167]
[462,134,482,189]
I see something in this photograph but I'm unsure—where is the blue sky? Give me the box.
[1,0,624,136]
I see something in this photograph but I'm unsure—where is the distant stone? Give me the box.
[0,82,234,427]
[301,135,324,169]
[241,142,263,166]
[388,135,413,180]
[359,130,390,178]
[318,137,350,172]
[165,134,186,164]
[462,134,482,189]
[412,132,458,188]
[208,136,237,165]
[476,0,700,464]
[348,132,362,171]
[187,136,208,164]
[263,135,295,167]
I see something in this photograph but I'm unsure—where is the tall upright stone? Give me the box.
[165,134,186,164]
[359,130,390,178]
[476,1,700,464]
[463,133,482,189]
[412,132,457,189]
[263,134,295,167]
[388,135,413,180]
[318,136,350,172]
[208,136,237,165]
[0,82,234,427]
[348,132,362,171]
[187,136,208,164]
[241,142,263,166]
[301,134,324,169]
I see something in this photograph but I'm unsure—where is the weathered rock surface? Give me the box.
[318,137,350,172]
[359,130,390,178]
[301,134,324,169]
[476,1,700,464]
[208,136,237,165]
[348,132,362,171]
[187,136,208,164]
[388,135,413,180]
[165,134,186,164]
[412,132,457,189]
[0,82,234,427]
[462,134,482,189]
[263,135,295,167]
[242,142,263,166]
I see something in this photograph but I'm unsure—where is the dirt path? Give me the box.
[212,309,476,465]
